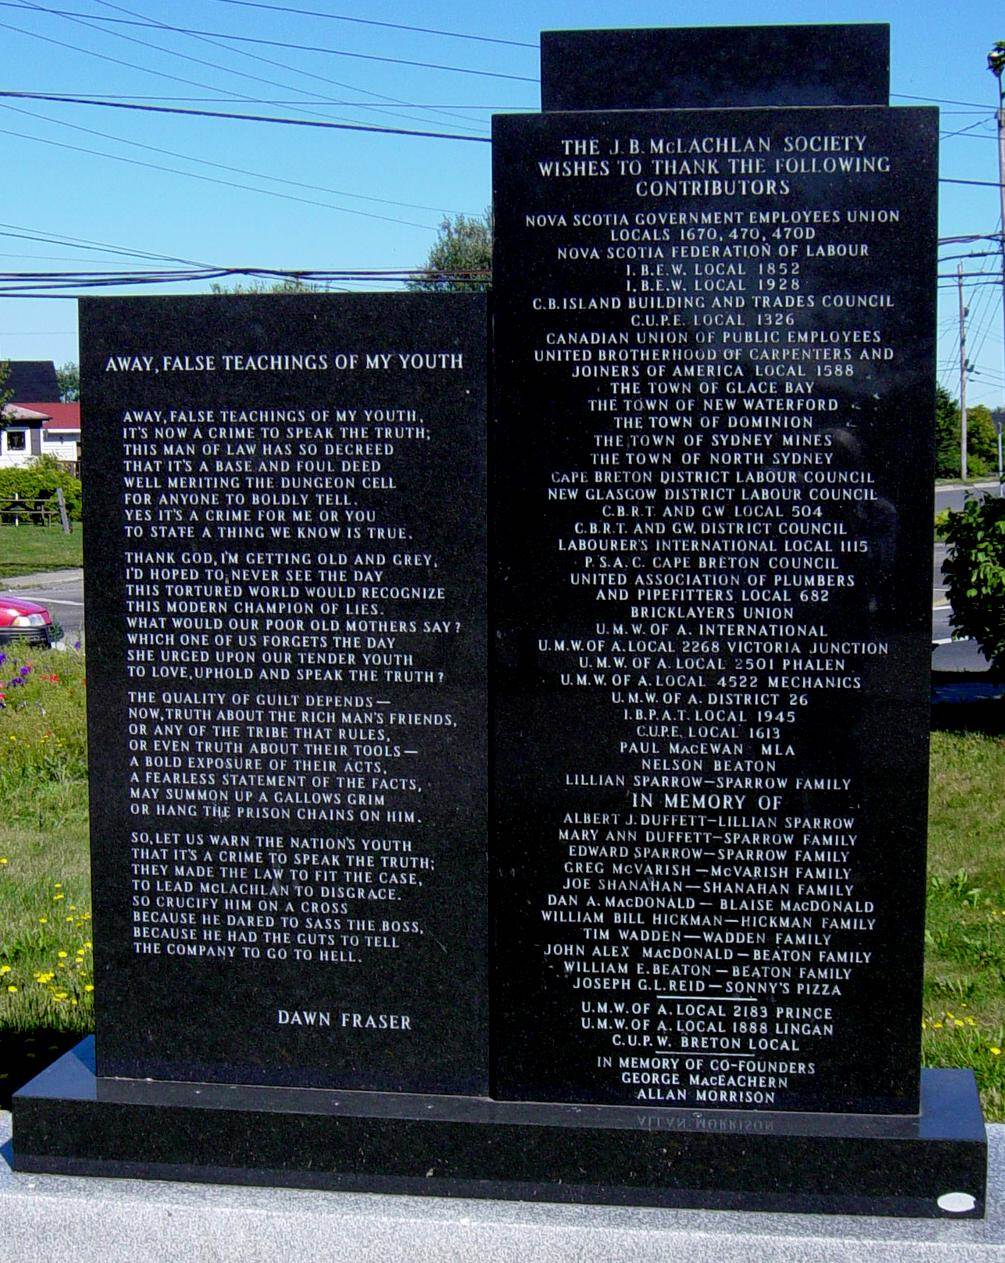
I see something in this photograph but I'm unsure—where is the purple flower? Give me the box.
[0,652,6,666]
[19,666,30,677]
[73,640,81,652]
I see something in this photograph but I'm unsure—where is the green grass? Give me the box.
[1,642,1004,1116]
[0,524,82,578]
[924,726,1005,1118]
[0,640,91,1066]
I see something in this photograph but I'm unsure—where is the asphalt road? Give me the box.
[934,479,1002,515]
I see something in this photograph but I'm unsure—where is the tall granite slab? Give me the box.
[80,293,488,1093]
[491,105,938,1111]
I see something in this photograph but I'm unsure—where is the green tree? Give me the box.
[942,494,1005,673]
[935,385,961,478]
[934,389,999,479]
[408,210,492,292]
[0,360,12,435]
[56,361,80,403]
[967,404,998,472]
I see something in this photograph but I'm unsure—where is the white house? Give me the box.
[0,404,48,468]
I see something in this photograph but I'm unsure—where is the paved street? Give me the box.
[934,479,1002,516]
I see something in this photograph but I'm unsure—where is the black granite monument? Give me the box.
[13,24,988,1219]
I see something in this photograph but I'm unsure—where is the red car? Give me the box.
[0,596,63,647]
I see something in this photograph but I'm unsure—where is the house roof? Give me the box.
[4,361,59,402]
[1,404,48,425]
[28,402,80,432]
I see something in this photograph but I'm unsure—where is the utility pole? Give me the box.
[989,42,1005,473]
[958,261,969,480]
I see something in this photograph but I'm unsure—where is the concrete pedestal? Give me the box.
[4,1112,1005,1262]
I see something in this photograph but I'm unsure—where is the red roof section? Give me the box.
[17,402,81,432]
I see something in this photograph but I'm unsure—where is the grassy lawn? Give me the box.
[924,722,1005,1118]
[0,640,1003,1116]
[0,524,82,579]
[0,640,90,1102]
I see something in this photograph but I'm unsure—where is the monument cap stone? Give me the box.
[541,25,890,111]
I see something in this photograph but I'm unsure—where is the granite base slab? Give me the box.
[5,1117,1005,1263]
[10,1040,986,1219]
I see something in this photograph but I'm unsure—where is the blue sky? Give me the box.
[0,0,1002,407]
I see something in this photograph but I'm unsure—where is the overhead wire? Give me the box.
[85,0,489,134]
[0,220,218,268]
[196,0,538,49]
[0,2,539,81]
[0,90,491,140]
[0,99,465,215]
[7,0,483,136]
[0,121,443,228]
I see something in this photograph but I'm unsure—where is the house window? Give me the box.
[6,431,26,451]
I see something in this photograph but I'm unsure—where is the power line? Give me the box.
[0,99,464,215]
[0,13,360,128]
[940,118,998,140]
[0,94,530,107]
[941,177,1005,189]
[0,6,486,144]
[938,250,1003,262]
[0,264,493,298]
[0,220,217,268]
[0,121,443,229]
[87,0,488,135]
[0,8,351,130]
[0,2,539,82]
[893,92,995,109]
[0,90,491,141]
[198,0,538,50]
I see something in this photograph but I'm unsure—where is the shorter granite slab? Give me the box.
[540,25,890,110]
[12,1039,986,1219]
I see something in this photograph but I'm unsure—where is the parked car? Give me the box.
[0,597,63,646]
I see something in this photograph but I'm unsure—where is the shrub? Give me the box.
[0,455,81,520]
[942,494,1005,673]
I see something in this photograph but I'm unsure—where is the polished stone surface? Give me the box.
[540,26,890,111]
[3,1113,1000,1261]
[5,1110,1004,1263]
[491,106,938,1111]
[79,293,489,1094]
[10,1041,987,1217]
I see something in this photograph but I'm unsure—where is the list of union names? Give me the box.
[492,107,936,1109]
